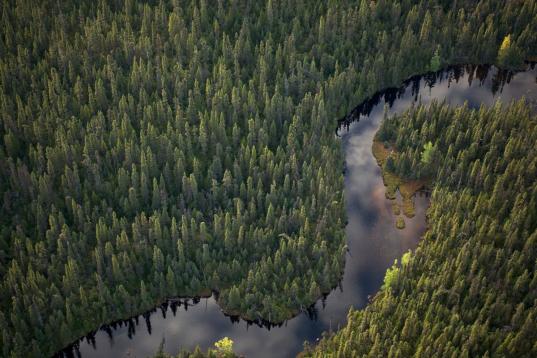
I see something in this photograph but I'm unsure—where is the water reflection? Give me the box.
[57,63,537,358]
[337,63,530,131]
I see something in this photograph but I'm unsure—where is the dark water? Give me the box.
[57,64,537,358]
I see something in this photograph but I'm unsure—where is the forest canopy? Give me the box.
[1,0,536,357]
[307,100,537,357]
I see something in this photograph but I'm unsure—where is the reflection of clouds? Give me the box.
[73,66,537,358]
[370,181,389,216]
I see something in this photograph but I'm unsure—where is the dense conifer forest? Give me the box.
[1,0,536,357]
[306,100,537,357]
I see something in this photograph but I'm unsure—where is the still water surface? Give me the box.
[58,64,537,358]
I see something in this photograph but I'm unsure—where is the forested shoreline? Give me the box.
[307,98,537,357]
[1,0,537,357]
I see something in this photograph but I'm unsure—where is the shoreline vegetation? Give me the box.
[372,138,429,229]
[1,0,536,357]
[152,336,238,358]
[56,278,342,357]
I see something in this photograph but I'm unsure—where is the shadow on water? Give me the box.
[56,63,537,358]
[337,63,524,132]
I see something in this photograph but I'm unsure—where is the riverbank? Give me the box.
[55,63,535,358]
[371,138,428,228]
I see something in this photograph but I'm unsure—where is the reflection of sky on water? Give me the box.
[61,64,537,358]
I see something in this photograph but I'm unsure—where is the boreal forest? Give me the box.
[0,0,536,357]
[306,100,537,357]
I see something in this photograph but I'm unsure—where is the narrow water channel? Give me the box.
[57,63,537,358]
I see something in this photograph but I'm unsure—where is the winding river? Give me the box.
[57,63,537,358]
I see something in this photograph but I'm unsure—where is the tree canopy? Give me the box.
[306,99,537,357]
[0,0,536,357]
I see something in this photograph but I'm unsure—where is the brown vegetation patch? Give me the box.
[372,139,428,225]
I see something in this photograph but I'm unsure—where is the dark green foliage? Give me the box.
[0,0,536,357]
[153,340,235,358]
[429,49,441,72]
[498,35,525,69]
[307,100,537,357]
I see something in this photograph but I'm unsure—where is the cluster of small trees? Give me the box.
[153,337,236,358]
[307,99,537,357]
[1,0,536,357]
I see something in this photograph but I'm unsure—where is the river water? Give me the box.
[57,63,537,358]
